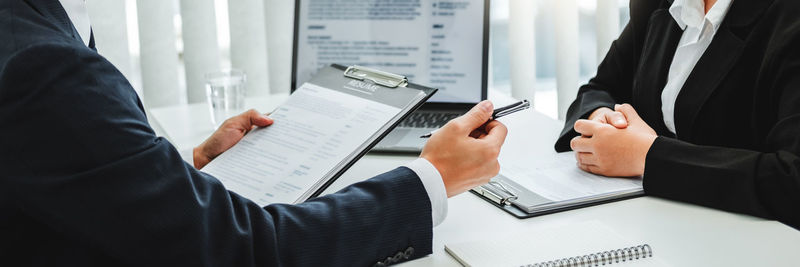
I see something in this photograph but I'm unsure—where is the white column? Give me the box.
[554,0,579,120]
[228,0,270,97]
[180,0,221,103]
[86,1,133,89]
[508,0,537,103]
[137,0,181,108]
[596,0,620,61]
[264,0,295,94]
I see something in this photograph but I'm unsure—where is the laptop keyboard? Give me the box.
[399,112,461,128]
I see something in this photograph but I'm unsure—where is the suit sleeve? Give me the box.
[0,43,432,266]
[642,36,800,230]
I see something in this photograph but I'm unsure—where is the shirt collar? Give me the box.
[669,0,734,32]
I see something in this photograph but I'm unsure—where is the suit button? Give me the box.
[404,247,415,258]
[373,262,386,267]
[393,252,404,262]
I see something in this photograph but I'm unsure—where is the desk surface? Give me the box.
[150,92,800,266]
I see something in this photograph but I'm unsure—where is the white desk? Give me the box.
[150,92,800,266]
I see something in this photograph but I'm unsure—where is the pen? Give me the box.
[419,99,530,138]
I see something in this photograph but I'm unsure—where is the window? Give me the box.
[489,0,629,119]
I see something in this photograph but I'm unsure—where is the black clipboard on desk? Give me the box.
[201,64,437,206]
[470,171,644,219]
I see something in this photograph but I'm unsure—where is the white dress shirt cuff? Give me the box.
[404,158,448,227]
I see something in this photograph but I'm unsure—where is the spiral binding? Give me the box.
[522,244,652,267]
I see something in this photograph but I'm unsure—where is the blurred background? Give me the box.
[87,0,630,120]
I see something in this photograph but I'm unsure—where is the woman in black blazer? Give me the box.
[556,0,800,229]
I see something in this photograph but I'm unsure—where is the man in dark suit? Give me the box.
[556,0,800,229]
[0,0,508,266]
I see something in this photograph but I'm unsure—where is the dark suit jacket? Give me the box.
[555,0,800,229]
[0,1,432,266]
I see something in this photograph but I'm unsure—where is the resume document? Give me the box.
[202,83,401,205]
[201,65,432,206]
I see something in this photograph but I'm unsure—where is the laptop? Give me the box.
[291,0,490,152]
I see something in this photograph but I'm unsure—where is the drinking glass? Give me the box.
[205,69,246,127]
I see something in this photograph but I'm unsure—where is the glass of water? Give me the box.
[205,69,246,127]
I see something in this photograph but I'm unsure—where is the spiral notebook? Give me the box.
[445,221,669,267]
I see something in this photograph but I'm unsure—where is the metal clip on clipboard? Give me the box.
[475,181,518,206]
[343,65,409,88]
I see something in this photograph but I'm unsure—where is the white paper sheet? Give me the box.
[501,152,642,202]
[201,83,400,206]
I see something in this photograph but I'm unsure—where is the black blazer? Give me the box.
[0,0,431,266]
[555,0,800,229]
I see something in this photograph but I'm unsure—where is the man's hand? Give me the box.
[193,109,274,169]
[421,100,508,197]
[588,107,628,129]
[570,104,657,177]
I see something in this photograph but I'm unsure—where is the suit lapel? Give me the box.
[25,0,72,33]
[672,0,774,138]
[24,0,84,43]
[632,8,683,137]
[672,27,744,138]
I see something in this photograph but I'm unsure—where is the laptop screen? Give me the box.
[292,0,489,105]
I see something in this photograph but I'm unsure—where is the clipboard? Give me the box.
[305,64,439,200]
[471,174,644,219]
[202,64,437,206]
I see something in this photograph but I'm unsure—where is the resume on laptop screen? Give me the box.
[293,0,487,104]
